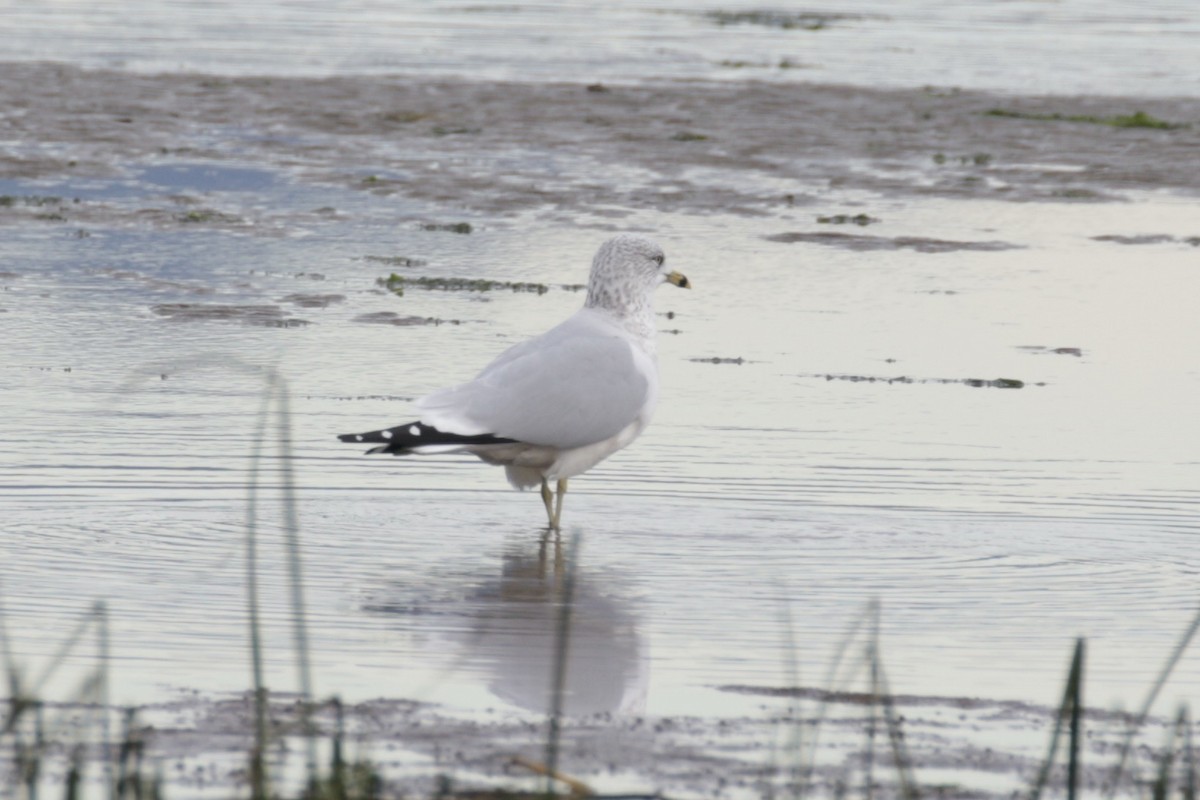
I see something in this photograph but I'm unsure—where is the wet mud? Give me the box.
[689,356,747,365]
[1016,346,1083,357]
[37,686,1173,800]
[353,311,450,327]
[763,232,1019,252]
[90,267,216,296]
[802,373,1033,389]
[1,63,1198,230]
[150,302,309,327]
[278,292,346,308]
[1092,234,1200,246]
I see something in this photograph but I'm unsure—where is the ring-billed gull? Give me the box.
[339,234,690,530]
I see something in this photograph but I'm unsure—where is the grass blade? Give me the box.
[800,602,873,792]
[270,376,319,783]
[1184,706,1196,800]
[1030,638,1084,800]
[246,387,271,799]
[1107,605,1200,796]
[778,595,803,800]
[872,653,918,799]
[1067,639,1084,800]
[96,602,113,800]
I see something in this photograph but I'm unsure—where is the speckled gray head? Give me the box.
[585,234,690,315]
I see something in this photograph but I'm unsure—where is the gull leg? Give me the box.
[540,479,556,529]
[551,478,568,531]
[552,530,564,581]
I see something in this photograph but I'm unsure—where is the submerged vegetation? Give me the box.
[376,273,585,296]
[377,273,406,296]
[420,222,473,234]
[363,255,428,268]
[704,10,860,30]
[0,195,64,207]
[931,152,993,166]
[816,213,879,226]
[984,108,1183,129]
[690,356,746,365]
[805,372,1031,388]
[765,231,1019,253]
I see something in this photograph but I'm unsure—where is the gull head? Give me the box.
[585,234,690,315]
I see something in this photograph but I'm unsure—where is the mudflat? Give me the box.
[3,62,1198,224]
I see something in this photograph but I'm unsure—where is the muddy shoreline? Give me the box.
[2,62,1198,229]
[14,685,1167,799]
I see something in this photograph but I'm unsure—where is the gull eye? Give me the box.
[652,254,664,266]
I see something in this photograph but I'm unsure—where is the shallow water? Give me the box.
[1,9,1199,795]
[2,0,1198,96]
[3,156,1199,723]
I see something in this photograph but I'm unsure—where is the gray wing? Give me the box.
[416,318,652,449]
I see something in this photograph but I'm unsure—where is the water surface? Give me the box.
[0,9,1198,794]
[4,174,1198,719]
[2,0,1197,96]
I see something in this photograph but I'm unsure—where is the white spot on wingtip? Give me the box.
[409,425,421,436]
[355,434,364,442]
[381,430,393,439]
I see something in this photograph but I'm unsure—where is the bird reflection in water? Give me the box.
[470,532,647,716]
[367,531,647,717]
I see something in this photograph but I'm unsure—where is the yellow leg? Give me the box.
[540,479,556,529]
[551,478,568,531]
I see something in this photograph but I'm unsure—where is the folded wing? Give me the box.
[417,318,653,449]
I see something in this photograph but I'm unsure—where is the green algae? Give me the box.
[817,213,879,226]
[985,108,1182,130]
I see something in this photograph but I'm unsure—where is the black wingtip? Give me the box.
[338,422,518,454]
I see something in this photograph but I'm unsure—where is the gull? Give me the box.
[338,234,690,530]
